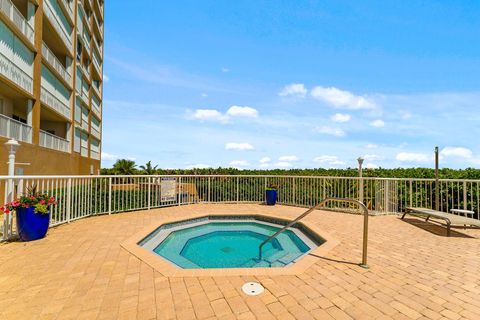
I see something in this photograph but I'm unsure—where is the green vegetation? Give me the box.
[102,159,480,179]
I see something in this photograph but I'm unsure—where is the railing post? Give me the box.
[208,177,211,203]
[147,177,151,210]
[292,177,296,205]
[108,177,112,215]
[178,177,182,206]
[66,178,71,223]
[463,181,467,210]
[409,179,413,208]
[236,176,239,203]
[384,180,390,214]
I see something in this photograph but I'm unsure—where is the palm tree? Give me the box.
[139,161,158,175]
[112,159,137,175]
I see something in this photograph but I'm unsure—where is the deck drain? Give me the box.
[242,282,264,296]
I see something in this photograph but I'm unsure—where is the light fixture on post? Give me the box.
[3,139,20,241]
[357,157,364,204]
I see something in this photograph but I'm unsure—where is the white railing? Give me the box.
[2,175,480,240]
[40,83,71,119]
[92,10,103,36]
[43,0,72,50]
[90,126,100,139]
[90,149,100,160]
[0,114,32,143]
[92,82,101,97]
[42,42,72,85]
[39,129,70,153]
[0,50,33,94]
[91,97,101,118]
[59,0,74,21]
[0,0,34,44]
[92,52,101,75]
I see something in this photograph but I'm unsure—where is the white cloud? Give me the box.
[275,161,293,168]
[279,83,308,98]
[396,152,431,163]
[363,154,383,161]
[313,155,346,166]
[221,67,230,73]
[229,160,249,167]
[103,74,109,82]
[279,155,299,162]
[225,142,255,151]
[365,163,379,169]
[201,93,208,98]
[191,109,228,123]
[316,126,346,137]
[400,110,412,120]
[190,105,258,123]
[331,113,351,123]
[226,106,259,118]
[259,163,270,168]
[101,152,118,161]
[440,147,473,159]
[185,164,211,169]
[366,144,378,149]
[370,119,385,128]
[311,86,376,110]
[259,157,271,164]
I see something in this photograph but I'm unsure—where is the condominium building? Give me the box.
[0,0,104,175]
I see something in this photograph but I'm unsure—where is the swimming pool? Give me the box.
[139,216,323,269]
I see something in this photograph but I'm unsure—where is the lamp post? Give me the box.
[358,157,364,204]
[3,139,20,240]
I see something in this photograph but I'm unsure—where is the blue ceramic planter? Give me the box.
[16,207,50,241]
[265,189,277,205]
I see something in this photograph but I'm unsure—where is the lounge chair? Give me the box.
[402,207,480,236]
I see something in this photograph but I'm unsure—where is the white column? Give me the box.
[26,99,33,126]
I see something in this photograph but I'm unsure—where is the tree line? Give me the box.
[101,159,480,179]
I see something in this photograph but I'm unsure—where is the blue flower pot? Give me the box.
[265,189,277,205]
[16,207,50,241]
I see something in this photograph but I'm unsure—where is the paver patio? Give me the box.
[0,204,479,320]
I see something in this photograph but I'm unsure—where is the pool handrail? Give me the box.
[258,197,370,268]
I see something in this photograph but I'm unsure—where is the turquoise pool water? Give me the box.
[144,219,317,269]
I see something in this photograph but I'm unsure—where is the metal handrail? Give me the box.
[258,197,370,268]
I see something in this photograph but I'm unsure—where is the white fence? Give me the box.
[1,175,480,240]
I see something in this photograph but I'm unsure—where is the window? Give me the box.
[73,128,81,153]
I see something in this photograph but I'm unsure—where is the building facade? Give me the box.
[0,0,104,176]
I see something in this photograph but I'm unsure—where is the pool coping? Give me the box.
[120,211,340,277]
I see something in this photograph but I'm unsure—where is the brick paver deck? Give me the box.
[0,204,479,320]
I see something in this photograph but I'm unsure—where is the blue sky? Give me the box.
[101,1,480,170]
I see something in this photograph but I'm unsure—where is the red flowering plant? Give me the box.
[1,187,57,215]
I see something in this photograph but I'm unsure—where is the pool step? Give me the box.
[278,252,303,265]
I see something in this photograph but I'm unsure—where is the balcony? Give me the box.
[0,114,32,143]
[40,83,71,119]
[92,51,101,76]
[58,0,74,23]
[91,95,101,118]
[90,125,100,139]
[43,0,73,51]
[39,129,70,153]
[81,83,89,105]
[42,42,72,87]
[92,10,102,38]
[0,0,35,46]
[92,82,101,98]
[0,49,33,95]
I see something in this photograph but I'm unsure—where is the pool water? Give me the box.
[141,218,319,269]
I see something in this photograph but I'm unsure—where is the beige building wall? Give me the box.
[0,0,105,177]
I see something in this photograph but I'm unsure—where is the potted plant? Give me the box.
[1,188,57,241]
[265,184,278,205]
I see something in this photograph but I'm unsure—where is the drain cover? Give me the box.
[242,282,264,296]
